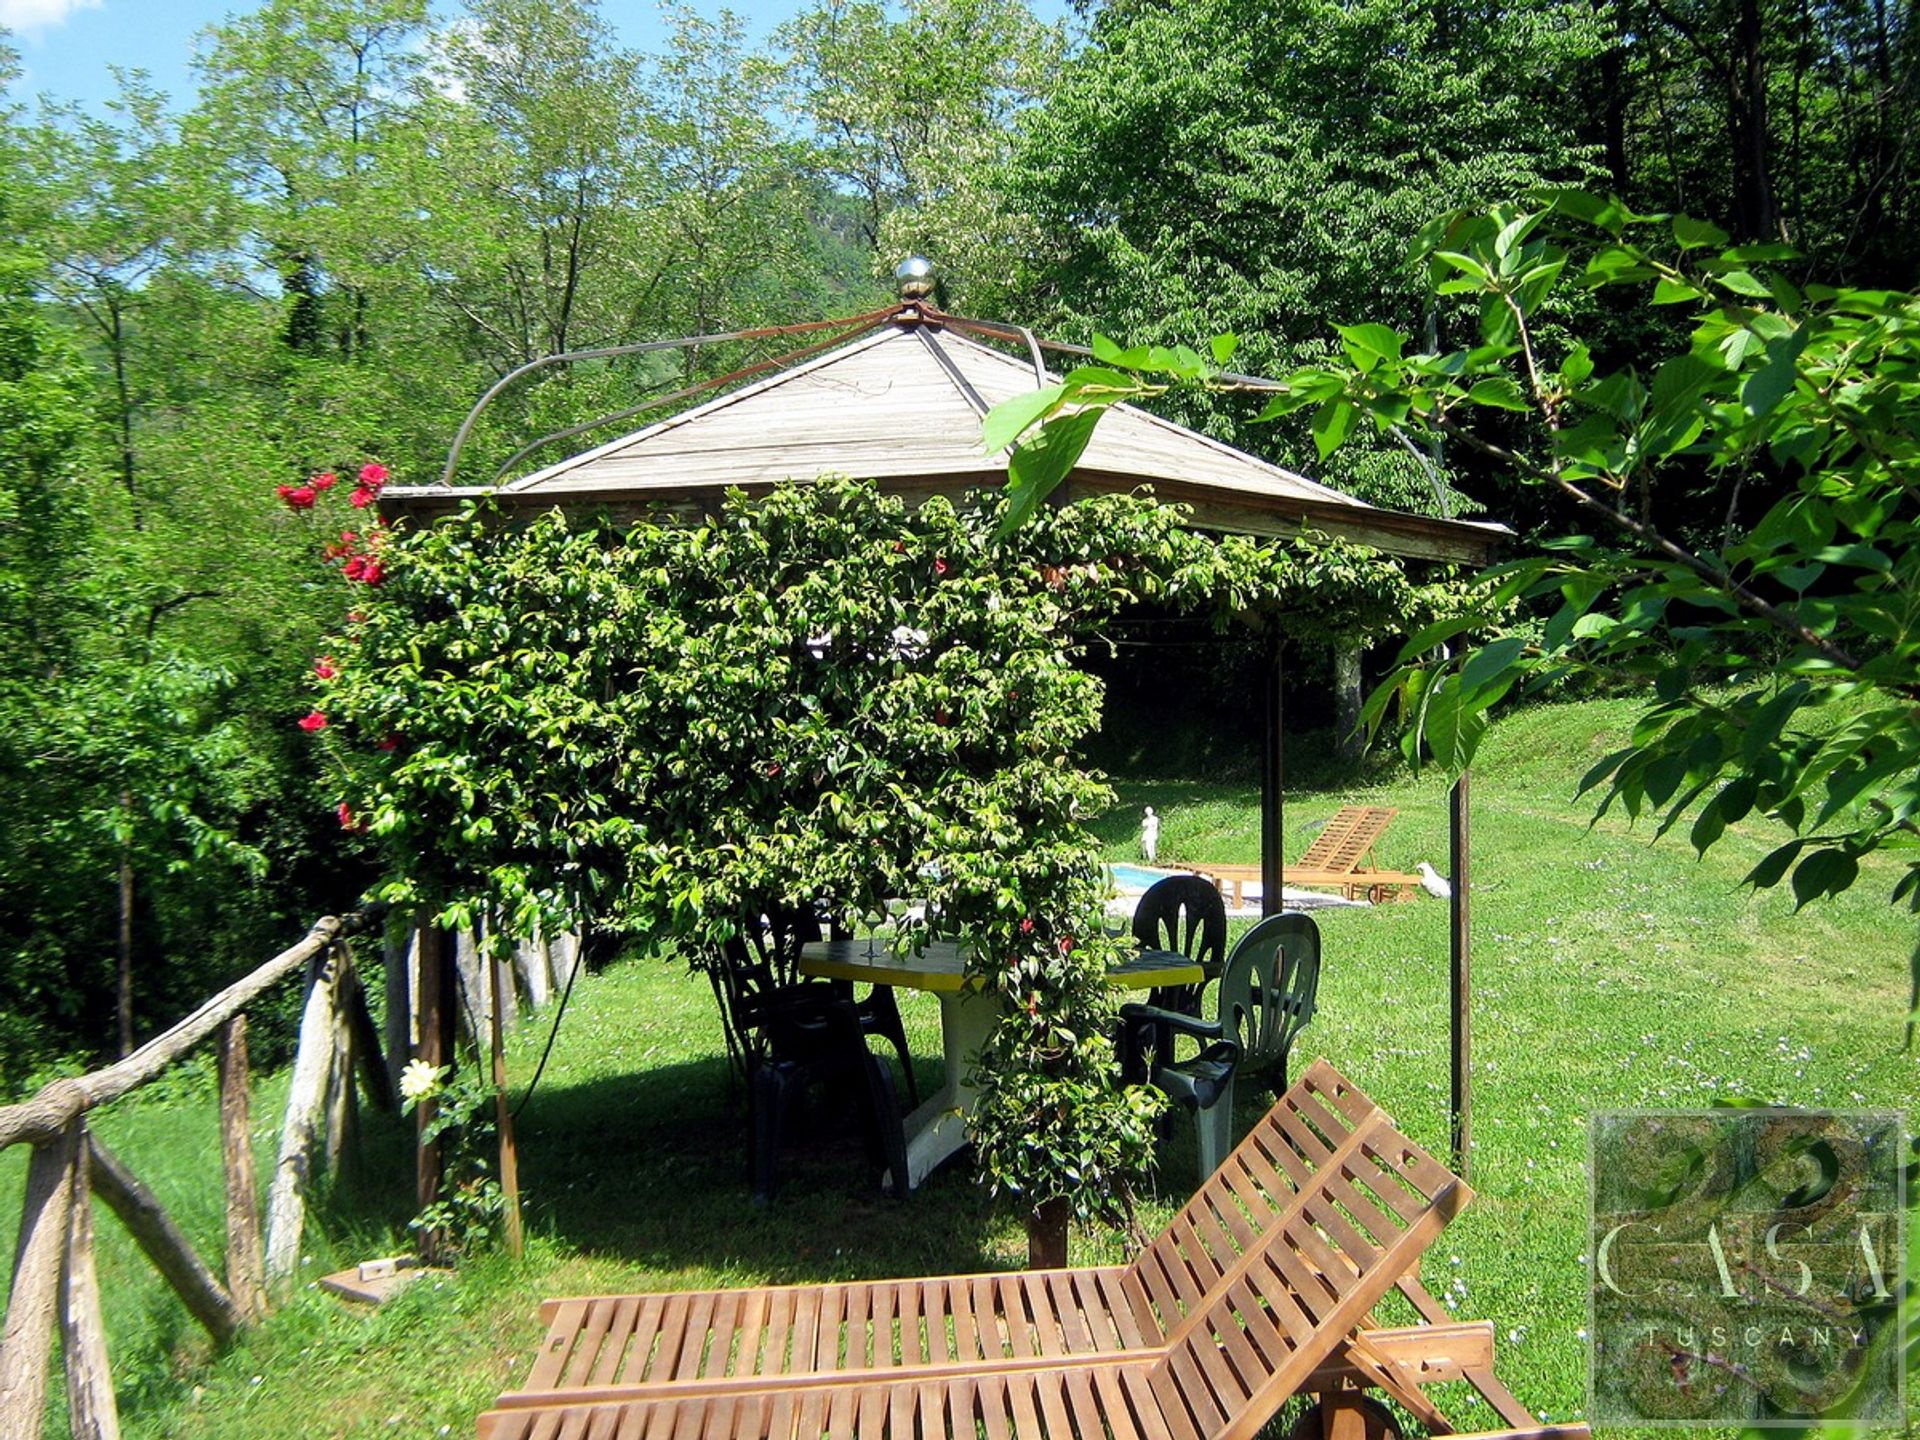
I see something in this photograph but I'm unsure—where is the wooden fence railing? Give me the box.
[0,907,584,1440]
[0,912,384,1440]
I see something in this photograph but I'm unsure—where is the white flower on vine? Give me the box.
[400,1059,446,1104]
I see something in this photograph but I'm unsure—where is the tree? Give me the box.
[963,0,1605,515]
[779,0,1067,271]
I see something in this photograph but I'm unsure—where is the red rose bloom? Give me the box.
[349,487,376,509]
[343,555,368,581]
[311,471,338,491]
[358,462,389,487]
[1019,917,1035,935]
[336,802,367,833]
[359,560,384,586]
[1059,936,1075,955]
[279,485,317,510]
[297,711,328,731]
[934,557,949,576]
[313,657,337,680]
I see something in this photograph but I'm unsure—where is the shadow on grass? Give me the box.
[309,1048,1008,1286]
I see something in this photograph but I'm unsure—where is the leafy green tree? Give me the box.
[779,0,1067,273]
[966,0,1604,510]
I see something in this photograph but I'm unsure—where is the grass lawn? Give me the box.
[2,696,1914,1438]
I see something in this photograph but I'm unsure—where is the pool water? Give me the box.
[1108,862,1179,892]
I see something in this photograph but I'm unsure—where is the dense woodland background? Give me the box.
[1,0,1913,1082]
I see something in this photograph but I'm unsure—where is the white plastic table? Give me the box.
[797,938,1204,1190]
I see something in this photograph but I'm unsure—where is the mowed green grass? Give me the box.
[2,696,1914,1438]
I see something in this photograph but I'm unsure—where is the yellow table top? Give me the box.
[797,938,1204,995]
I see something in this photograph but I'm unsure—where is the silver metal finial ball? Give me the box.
[895,256,935,299]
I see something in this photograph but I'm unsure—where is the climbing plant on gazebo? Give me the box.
[308,475,1454,1253]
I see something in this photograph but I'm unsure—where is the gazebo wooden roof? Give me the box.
[383,312,1507,566]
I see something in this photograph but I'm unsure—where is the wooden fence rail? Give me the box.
[0,912,373,1440]
[0,908,577,1440]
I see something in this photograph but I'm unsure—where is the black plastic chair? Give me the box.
[1120,913,1322,1178]
[1129,874,1228,1016]
[707,919,909,1202]
[821,913,920,1108]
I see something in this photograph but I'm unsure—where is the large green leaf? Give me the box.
[981,383,1067,456]
[995,407,1103,538]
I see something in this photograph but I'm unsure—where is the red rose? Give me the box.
[358,462,389,487]
[336,802,367,833]
[279,485,317,510]
[1019,917,1035,935]
[934,557,949,576]
[350,487,376,509]
[313,657,337,680]
[359,560,384,586]
[343,555,368,581]
[311,471,338,491]
[297,711,328,731]
[1059,936,1075,955]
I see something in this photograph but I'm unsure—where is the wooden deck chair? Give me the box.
[477,1098,1581,1440]
[1188,806,1427,905]
[496,1060,1361,1404]
[482,1062,1583,1440]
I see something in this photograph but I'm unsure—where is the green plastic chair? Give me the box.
[1120,913,1322,1177]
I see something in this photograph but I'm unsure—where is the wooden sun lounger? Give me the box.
[1186,805,1424,904]
[481,1062,1583,1440]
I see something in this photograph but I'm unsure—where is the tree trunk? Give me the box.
[1731,0,1779,239]
[1334,643,1365,763]
[1025,1198,1069,1269]
[117,793,134,1060]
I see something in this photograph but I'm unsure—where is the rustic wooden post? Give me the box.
[0,1122,81,1440]
[488,946,524,1258]
[322,986,357,1179]
[265,943,347,1283]
[454,926,490,1048]
[59,1138,120,1440]
[1449,771,1472,1179]
[87,1135,239,1345]
[339,955,395,1114]
[383,919,415,1093]
[414,923,452,1254]
[217,1017,267,1324]
[514,933,553,1010]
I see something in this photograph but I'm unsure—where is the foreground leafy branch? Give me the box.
[994,193,1920,935]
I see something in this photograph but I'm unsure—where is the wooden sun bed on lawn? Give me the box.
[1185,805,1424,904]
[479,1060,1581,1440]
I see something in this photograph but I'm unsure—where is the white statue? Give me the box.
[1140,805,1160,863]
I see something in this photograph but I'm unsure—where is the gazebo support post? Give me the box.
[1260,638,1286,918]
[1448,772,1472,1179]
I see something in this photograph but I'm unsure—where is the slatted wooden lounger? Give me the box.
[480,1061,1584,1440]
[1187,806,1425,905]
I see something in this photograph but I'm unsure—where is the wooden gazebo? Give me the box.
[384,290,1506,1172]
